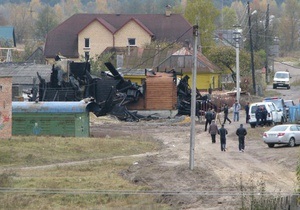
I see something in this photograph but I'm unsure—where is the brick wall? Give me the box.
[0,76,12,139]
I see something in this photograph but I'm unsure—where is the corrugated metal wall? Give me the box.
[12,102,90,137]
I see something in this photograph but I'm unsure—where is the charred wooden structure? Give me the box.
[31,56,214,121]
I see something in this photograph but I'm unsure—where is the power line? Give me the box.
[129,26,194,71]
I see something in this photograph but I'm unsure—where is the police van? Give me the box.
[248,102,284,128]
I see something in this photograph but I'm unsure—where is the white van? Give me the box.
[273,71,291,89]
[248,102,284,128]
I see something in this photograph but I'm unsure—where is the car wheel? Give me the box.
[268,144,275,148]
[250,124,255,128]
[273,85,276,89]
[287,85,290,89]
[288,138,295,147]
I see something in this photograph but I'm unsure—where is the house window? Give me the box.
[128,38,136,46]
[85,38,90,48]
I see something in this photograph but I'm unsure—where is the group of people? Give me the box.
[208,121,248,152]
[255,106,268,127]
[204,100,248,152]
[204,100,242,130]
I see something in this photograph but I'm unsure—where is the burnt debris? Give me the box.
[177,75,216,117]
[31,57,214,121]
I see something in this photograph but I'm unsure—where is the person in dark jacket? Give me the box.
[245,102,250,123]
[208,120,219,143]
[223,104,231,124]
[204,108,213,131]
[261,106,268,126]
[236,124,247,152]
[218,124,228,151]
[255,105,261,127]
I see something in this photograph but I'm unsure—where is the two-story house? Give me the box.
[44,12,193,63]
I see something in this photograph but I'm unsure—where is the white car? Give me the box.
[248,102,284,128]
[263,124,300,147]
[273,71,291,89]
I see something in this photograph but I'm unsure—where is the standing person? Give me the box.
[218,124,228,151]
[211,109,216,120]
[236,124,247,152]
[233,100,241,122]
[223,104,231,124]
[215,111,222,126]
[261,106,268,126]
[208,120,219,143]
[255,106,262,127]
[245,102,250,123]
[204,108,213,132]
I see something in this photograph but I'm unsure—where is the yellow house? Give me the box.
[157,47,222,91]
[106,47,221,91]
[44,13,193,64]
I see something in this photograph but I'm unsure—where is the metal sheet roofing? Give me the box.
[12,101,88,113]
[0,63,51,85]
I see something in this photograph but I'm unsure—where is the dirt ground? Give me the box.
[90,110,299,209]
[89,62,300,209]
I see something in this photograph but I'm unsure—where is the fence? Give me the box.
[288,105,300,123]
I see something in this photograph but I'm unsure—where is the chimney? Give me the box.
[165,5,171,17]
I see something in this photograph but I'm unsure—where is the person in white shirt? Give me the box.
[233,100,241,122]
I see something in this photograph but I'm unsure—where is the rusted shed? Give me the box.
[128,72,177,110]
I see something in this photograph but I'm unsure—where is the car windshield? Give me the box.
[264,99,282,109]
[275,73,289,78]
[250,105,266,113]
[269,125,288,131]
[285,101,294,107]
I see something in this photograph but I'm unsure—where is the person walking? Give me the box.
[223,104,231,124]
[218,124,228,151]
[236,124,247,152]
[233,100,241,122]
[204,108,213,132]
[208,120,219,143]
[245,102,250,123]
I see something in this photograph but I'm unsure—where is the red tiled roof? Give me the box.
[44,13,193,59]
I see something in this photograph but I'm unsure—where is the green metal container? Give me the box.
[12,102,90,137]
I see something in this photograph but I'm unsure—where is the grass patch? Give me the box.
[0,136,171,209]
[263,89,281,98]
[291,78,300,86]
[0,136,159,167]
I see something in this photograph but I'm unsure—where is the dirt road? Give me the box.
[92,110,299,209]
[91,62,299,209]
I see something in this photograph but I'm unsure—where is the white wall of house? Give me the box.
[78,21,114,59]
[114,20,151,47]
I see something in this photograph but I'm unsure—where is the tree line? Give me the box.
[0,0,299,75]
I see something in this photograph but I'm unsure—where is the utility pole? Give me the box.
[265,3,270,84]
[189,24,198,170]
[233,27,241,102]
[248,1,256,95]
